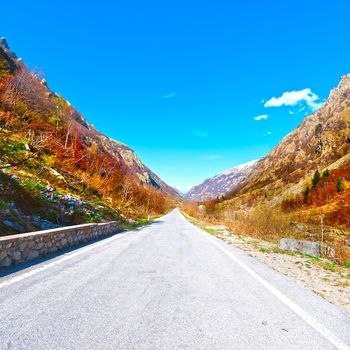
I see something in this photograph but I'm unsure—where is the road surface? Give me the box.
[1,209,350,349]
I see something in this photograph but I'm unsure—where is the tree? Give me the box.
[322,169,330,178]
[312,170,321,188]
[336,178,344,193]
[303,186,310,204]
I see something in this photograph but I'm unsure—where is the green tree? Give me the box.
[312,170,321,188]
[303,186,310,204]
[322,169,330,178]
[336,179,344,193]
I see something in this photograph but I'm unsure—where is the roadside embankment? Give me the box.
[182,212,350,314]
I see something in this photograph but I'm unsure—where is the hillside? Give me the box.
[0,38,177,235]
[185,160,258,201]
[185,75,350,262]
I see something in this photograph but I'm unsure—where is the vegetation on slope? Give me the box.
[0,40,175,235]
[184,75,350,263]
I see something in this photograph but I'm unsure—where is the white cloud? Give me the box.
[201,155,223,160]
[193,129,209,138]
[265,131,272,135]
[264,88,322,111]
[289,110,294,115]
[161,92,177,99]
[254,114,269,121]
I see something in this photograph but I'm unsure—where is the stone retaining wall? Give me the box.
[0,221,121,268]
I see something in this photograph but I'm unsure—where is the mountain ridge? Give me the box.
[186,159,258,201]
[184,74,350,262]
[0,37,179,198]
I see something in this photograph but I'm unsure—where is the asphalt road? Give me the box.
[1,209,350,350]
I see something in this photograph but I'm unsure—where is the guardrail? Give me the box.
[0,221,121,269]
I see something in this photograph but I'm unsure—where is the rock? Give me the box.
[279,238,335,258]
[0,37,9,49]
[19,242,27,251]
[48,168,65,181]
[0,250,7,260]
[37,220,61,230]
[2,220,25,233]
[34,242,44,250]
[27,250,39,260]
[1,256,12,267]
[13,251,21,260]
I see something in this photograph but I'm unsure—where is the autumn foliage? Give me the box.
[0,57,175,221]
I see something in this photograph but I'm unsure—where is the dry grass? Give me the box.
[183,203,350,264]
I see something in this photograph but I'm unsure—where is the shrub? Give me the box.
[238,205,290,239]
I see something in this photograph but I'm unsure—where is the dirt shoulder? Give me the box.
[184,213,350,314]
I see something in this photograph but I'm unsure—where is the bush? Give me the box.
[237,205,290,239]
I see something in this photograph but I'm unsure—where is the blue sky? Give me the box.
[2,0,350,192]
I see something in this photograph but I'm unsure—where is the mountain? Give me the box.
[234,74,350,204]
[185,160,258,201]
[185,75,350,261]
[0,38,179,199]
[0,38,177,235]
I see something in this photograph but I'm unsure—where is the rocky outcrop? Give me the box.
[279,238,335,258]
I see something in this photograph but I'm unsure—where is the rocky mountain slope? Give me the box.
[232,74,350,208]
[185,160,258,201]
[236,74,350,199]
[0,38,178,198]
[185,75,350,261]
[0,38,177,235]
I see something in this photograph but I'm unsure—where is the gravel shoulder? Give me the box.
[185,214,350,314]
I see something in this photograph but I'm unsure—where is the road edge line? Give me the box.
[0,231,131,290]
[188,218,350,350]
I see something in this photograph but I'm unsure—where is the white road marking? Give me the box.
[193,223,350,350]
[0,231,131,290]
